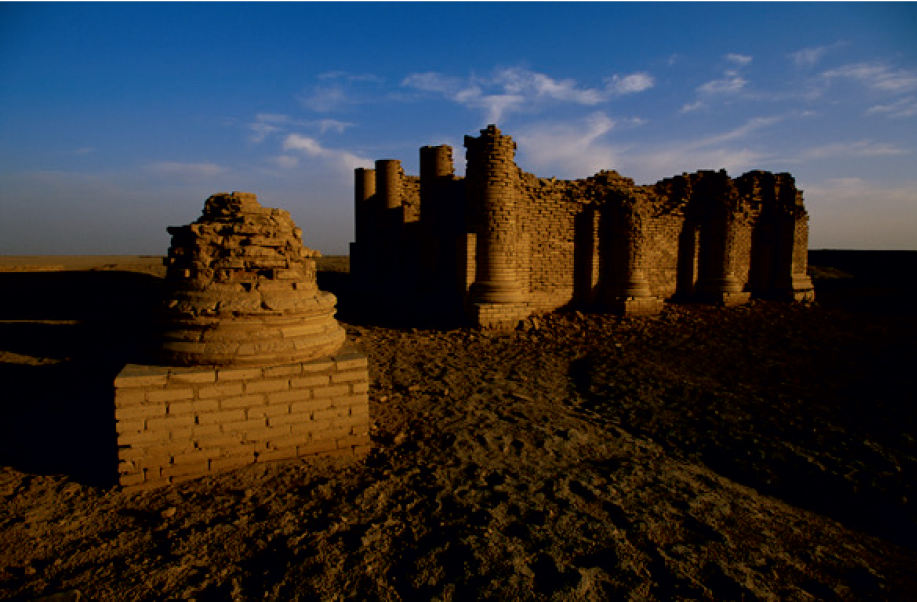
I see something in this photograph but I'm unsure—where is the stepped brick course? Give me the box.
[115,192,369,490]
[351,125,814,327]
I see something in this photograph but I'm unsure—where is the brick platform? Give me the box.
[114,347,370,490]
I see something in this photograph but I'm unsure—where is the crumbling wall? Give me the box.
[351,126,814,327]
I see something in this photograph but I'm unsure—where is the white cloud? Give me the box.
[696,116,783,147]
[616,116,782,182]
[791,46,828,69]
[272,155,299,170]
[698,77,748,95]
[282,134,370,173]
[318,71,384,84]
[689,53,755,105]
[249,113,287,143]
[796,140,911,161]
[249,114,354,143]
[317,119,353,134]
[299,72,385,113]
[821,62,917,93]
[514,112,621,177]
[867,96,917,118]
[726,53,753,66]
[300,85,349,113]
[680,100,705,113]
[608,73,655,95]
[498,67,607,104]
[402,66,654,123]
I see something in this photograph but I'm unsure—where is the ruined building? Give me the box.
[351,125,814,328]
[114,192,370,490]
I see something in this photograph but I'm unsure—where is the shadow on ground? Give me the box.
[0,271,164,486]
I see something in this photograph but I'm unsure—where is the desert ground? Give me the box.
[1,251,915,600]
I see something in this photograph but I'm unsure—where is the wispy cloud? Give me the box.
[794,140,911,161]
[249,113,288,143]
[608,73,655,94]
[697,77,748,95]
[867,96,917,118]
[514,112,622,176]
[299,71,385,113]
[790,44,833,69]
[282,134,370,173]
[402,66,654,123]
[726,53,753,67]
[249,114,354,143]
[821,62,917,94]
[682,53,754,112]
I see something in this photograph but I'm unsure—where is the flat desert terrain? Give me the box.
[1,251,915,600]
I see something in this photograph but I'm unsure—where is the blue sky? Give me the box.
[1,2,915,255]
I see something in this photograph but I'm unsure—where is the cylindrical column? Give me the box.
[354,167,376,245]
[771,183,815,301]
[420,145,454,182]
[419,146,455,291]
[375,159,402,212]
[352,167,376,282]
[375,160,403,278]
[697,211,744,295]
[696,172,744,299]
[601,198,654,301]
[466,125,524,304]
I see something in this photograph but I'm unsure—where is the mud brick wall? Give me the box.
[115,348,370,491]
[352,125,814,326]
[518,174,583,309]
[643,211,689,299]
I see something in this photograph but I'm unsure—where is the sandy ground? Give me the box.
[0,252,915,600]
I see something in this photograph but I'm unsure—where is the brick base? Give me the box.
[113,347,371,490]
[602,296,665,316]
[467,302,535,329]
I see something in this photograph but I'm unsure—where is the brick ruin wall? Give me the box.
[116,192,370,490]
[351,126,814,327]
[115,349,370,490]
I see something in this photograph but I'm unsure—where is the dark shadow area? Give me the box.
[567,251,917,550]
[319,270,468,331]
[809,249,917,314]
[0,270,164,486]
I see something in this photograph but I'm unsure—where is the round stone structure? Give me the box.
[150,191,346,366]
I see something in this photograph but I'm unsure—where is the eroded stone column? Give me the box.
[465,125,524,304]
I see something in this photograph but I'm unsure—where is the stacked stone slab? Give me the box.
[351,125,814,327]
[115,192,369,490]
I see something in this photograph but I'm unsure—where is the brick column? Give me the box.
[375,160,403,280]
[419,145,455,292]
[695,173,750,306]
[772,183,815,302]
[600,195,663,315]
[465,125,524,304]
[352,167,376,281]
